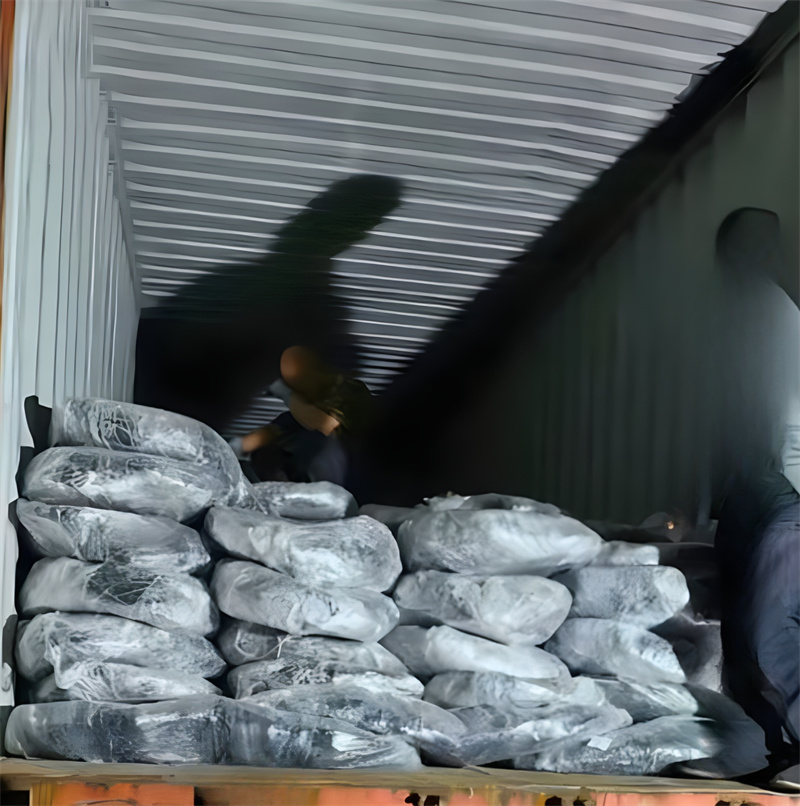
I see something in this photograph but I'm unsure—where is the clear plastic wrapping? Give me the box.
[228,635,422,699]
[50,397,252,506]
[590,540,660,566]
[15,612,225,682]
[396,508,601,575]
[513,715,720,775]
[20,557,219,637]
[247,683,465,746]
[23,447,231,522]
[449,702,632,766]
[30,662,221,703]
[423,671,602,712]
[16,499,210,574]
[380,626,569,683]
[393,571,572,645]
[4,696,421,768]
[593,678,698,722]
[205,508,401,591]
[211,559,398,642]
[544,618,686,684]
[554,566,690,627]
[248,481,357,520]
[215,617,286,666]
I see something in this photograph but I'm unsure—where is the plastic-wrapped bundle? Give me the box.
[424,672,602,712]
[393,572,572,645]
[545,619,685,683]
[554,566,690,627]
[590,541,660,566]
[247,683,466,747]
[4,697,223,764]
[397,508,601,575]
[20,558,219,637]
[205,508,401,592]
[215,617,286,666]
[652,613,723,692]
[424,493,562,512]
[359,504,419,535]
[450,702,632,767]
[16,499,210,574]
[4,696,421,769]
[226,699,422,769]
[50,397,251,506]
[212,560,398,642]
[380,626,569,683]
[23,447,230,522]
[249,481,357,520]
[31,662,221,703]
[593,678,698,722]
[16,613,225,682]
[514,715,720,775]
[228,636,422,699]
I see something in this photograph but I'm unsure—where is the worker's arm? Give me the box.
[230,424,283,457]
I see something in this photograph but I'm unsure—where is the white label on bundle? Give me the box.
[587,735,613,751]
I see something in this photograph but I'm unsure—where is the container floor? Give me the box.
[1,757,797,806]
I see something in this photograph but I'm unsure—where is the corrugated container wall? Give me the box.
[0,0,138,711]
[435,39,799,526]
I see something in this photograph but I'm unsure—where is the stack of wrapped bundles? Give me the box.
[207,482,467,767]
[365,493,769,777]
[5,400,418,769]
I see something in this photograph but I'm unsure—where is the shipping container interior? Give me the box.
[1,0,798,789]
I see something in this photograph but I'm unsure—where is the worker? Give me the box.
[230,346,373,486]
[713,208,800,790]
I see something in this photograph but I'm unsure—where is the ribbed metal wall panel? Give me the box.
[83,0,782,433]
[0,0,137,708]
[439,38,799,525]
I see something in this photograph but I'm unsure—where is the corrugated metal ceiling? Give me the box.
[86,0,783,433]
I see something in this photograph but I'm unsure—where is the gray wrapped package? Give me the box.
[228,636,423,698]
[652,613,723,692]
[393,571,572,645]
[424,672,603,712]
[225,700,422,769]
[3,697,224,764]
[16,499,210,574]
[380,626,569,683]
[590,541,660,566]
[15,612,225,682]
[50,397,252,506]
[554,566,690,627]
[247,683,466,747]
[359,504,420,535]
[397,508,601,575]
[593,678,698,722]
[514,715,720,775]
[211,560,398,642]
[215,617,286,666]
[424,493,562,512]
[31,661,221,703]
[4,696,421,768]
[249,481,357,520]
[205,508,401,592]
[545,618,685,683]
[20,558,219,637]
[450,703,632,766]
[23,447,230,521]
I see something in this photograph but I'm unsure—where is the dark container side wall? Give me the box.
[402,41,799,525]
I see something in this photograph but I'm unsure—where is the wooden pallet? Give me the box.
[2,758,798,806]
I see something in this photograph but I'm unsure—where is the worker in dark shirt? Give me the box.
[231,346,373,485]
